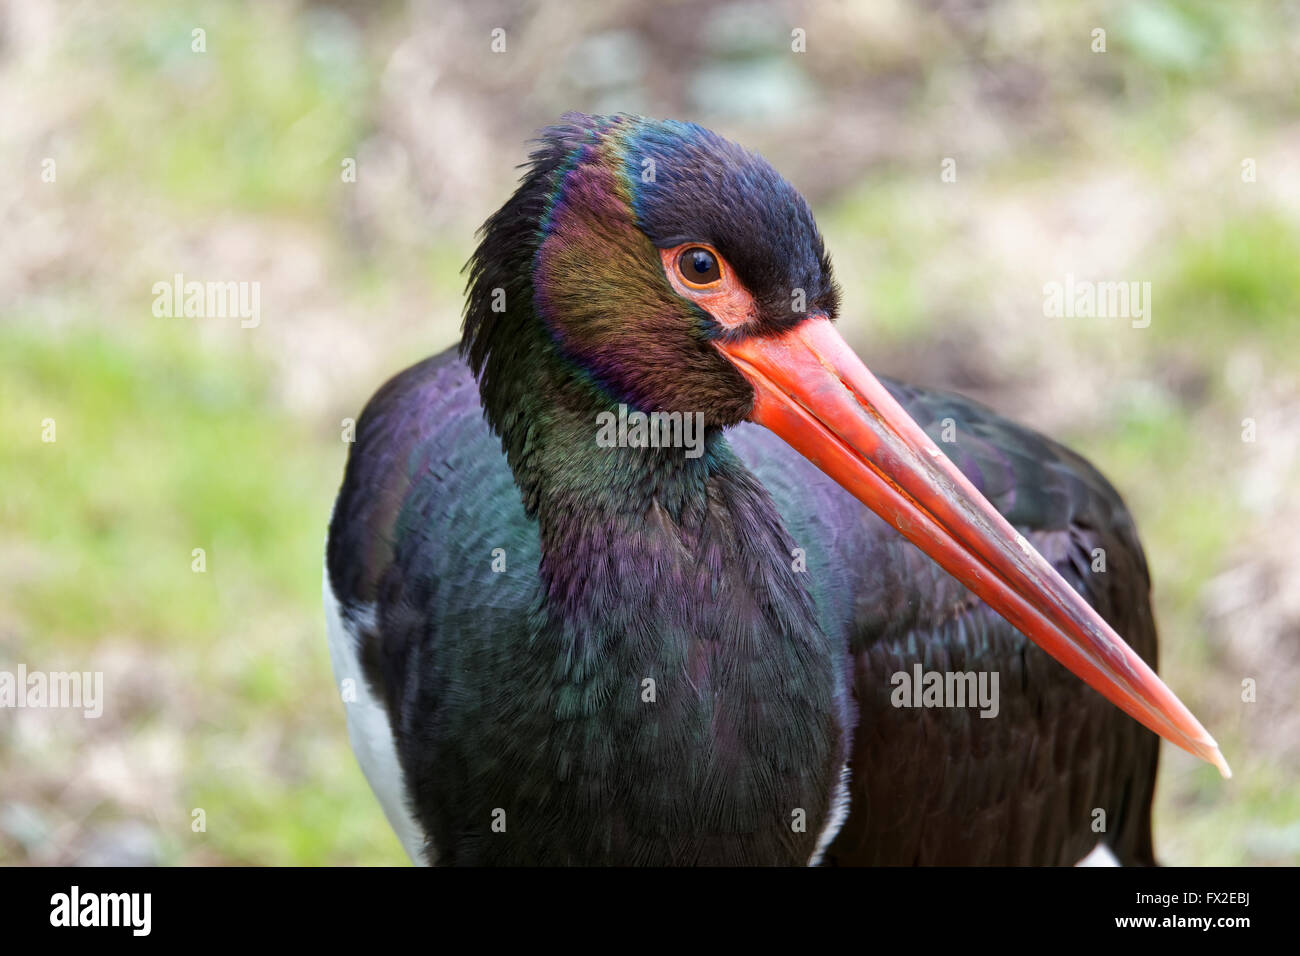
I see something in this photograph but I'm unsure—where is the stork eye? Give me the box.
[676,247,722,287]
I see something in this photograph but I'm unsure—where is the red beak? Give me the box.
[717,317,1230,777]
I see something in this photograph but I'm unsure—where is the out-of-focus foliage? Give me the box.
[2,0,1297,865]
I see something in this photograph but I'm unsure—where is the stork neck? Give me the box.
[528,375,731,537]
[493,352,798,633]
[482,328,727,517]
[468,304,806,643]
[539,402,722,519]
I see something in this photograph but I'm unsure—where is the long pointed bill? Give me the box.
[717,317,1230,778]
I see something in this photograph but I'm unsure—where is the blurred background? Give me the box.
[1,0,1297,865]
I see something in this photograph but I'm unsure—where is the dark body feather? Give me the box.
[326,346,1158,866]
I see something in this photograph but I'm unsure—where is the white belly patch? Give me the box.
[323,567,430,865]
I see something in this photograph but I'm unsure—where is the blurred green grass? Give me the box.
[80,3,368,215]
[0,324,408,863]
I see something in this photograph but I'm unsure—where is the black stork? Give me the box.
[324,113,1229,866]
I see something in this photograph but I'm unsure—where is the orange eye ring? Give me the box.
[675,245,723,288]
[659,242,757,331]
